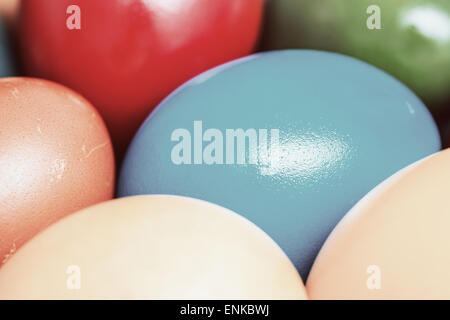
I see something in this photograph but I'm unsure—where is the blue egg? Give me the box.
[0,17,15,77]
[118,50,440,279]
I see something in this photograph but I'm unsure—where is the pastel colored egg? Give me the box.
[0,195,308,300]
[0,77,115,266]
[20,0,264,158]
[262,0,450,110]
[307,149,450,299]
[118,50,441,279]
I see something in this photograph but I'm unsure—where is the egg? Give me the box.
[118,50,440,279]
[0,195,307,300]
[19,0,264,158]
[262,0,450,110]
[0,77,114,266]
[307,149,450,299]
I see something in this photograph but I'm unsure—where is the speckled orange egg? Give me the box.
[0,77,114,265]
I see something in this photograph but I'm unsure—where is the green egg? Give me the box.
[262,0,450,110]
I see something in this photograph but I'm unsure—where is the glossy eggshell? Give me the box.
[0,77,114,265]
[0,195,308,300]
[118,50,441,279]
[307,149,450,299]
[262,0,450,109]
[19,0,264,157]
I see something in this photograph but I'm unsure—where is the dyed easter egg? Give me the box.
[262,0,450,110]
[307,149,450,299]
[118,50,440,279]
[0,196,307,300]
[0,77,114,265]
[20,0,264,157]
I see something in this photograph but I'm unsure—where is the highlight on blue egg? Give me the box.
[118,50,440,279]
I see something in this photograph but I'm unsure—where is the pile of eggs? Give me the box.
[0,0,449,299]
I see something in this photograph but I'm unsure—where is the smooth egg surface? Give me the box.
[262,0,450,109]
[19,0,264,158]
[0,195,307,300]
[118,50,441,279]
[307,149,450,299]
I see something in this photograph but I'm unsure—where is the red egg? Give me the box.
[0,77,115,265]
[19,0,264,157]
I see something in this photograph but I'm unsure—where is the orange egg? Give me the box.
[307,149,450,299]
[0,195,307,300]
[0,77,114,266]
